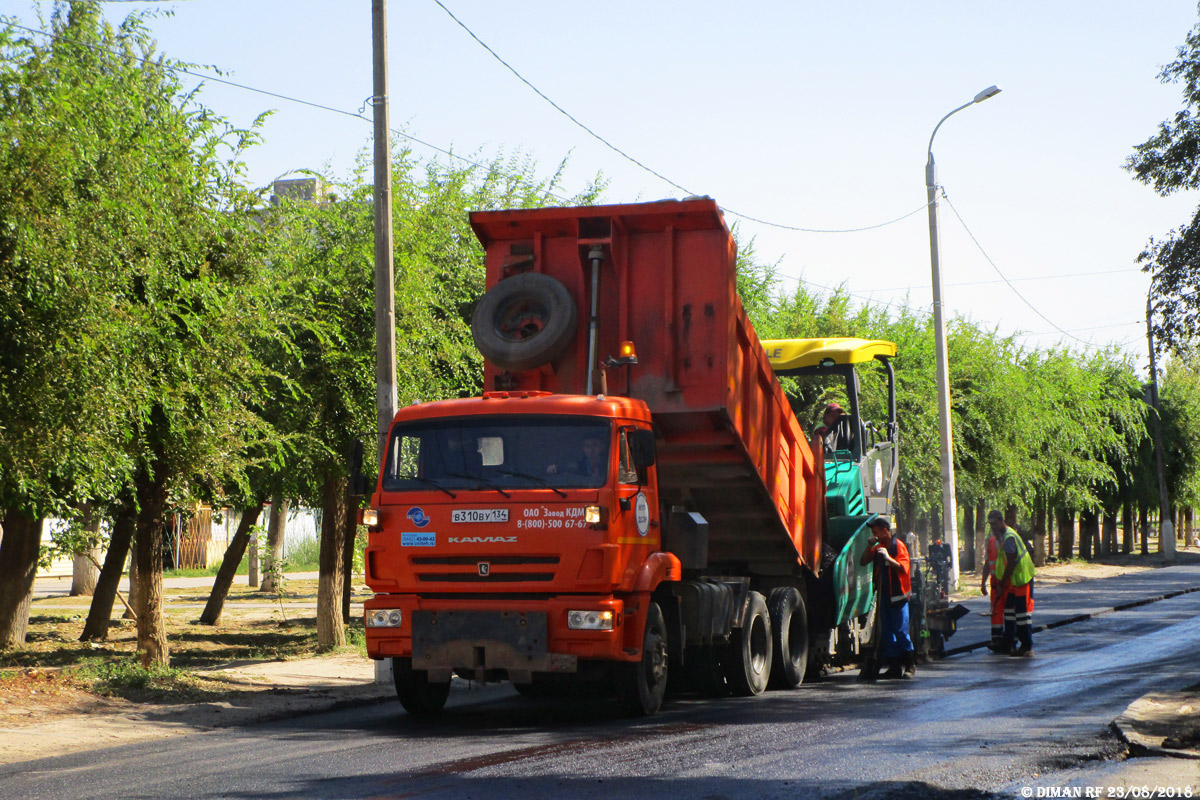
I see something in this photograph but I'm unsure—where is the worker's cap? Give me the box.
[987,510,1004,522]
[866,517,891,531]
[823,402,843,414]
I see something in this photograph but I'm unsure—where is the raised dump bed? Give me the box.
[469,198,824,577]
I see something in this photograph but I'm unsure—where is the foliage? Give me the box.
[732,242,1183,532]
[1126,3,1200,351]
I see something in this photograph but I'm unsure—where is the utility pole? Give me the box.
[924,85,1002,589]
[372,0,397,461]
[371,0,397,684]
[1146,288,1176,560]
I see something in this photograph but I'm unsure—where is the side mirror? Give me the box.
[348,439,369,497]
[631,428,657,469]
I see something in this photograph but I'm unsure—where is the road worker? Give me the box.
[860,516,916,678]
[987,510,1036,656]
[980,523,1003,651]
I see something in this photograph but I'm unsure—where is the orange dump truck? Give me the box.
[363,197,854,716]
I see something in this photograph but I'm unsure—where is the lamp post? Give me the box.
[925,85,1002,588]
[1145,280,1176,560]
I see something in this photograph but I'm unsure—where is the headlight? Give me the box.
[362,507,380,527]
[584,505,602,524]
[567,609,613,630]
[366,609,402,627]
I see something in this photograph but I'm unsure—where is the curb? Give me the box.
[1113,691,1200,761]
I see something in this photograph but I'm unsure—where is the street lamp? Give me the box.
[925,84,1002,588]
[1145,279,1176,560]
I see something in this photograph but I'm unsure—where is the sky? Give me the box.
[6,0,1200,375]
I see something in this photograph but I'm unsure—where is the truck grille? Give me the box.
[411,555,560,583]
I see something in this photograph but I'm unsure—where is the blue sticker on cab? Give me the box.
[401,532,436,547]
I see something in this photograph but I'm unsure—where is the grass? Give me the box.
[283,535,320,572]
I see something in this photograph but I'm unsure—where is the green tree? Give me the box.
[0,3,275,661]
[1126,3,1200,350]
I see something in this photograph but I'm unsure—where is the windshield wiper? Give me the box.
[400,475,457,498]
[443,472,511,498]
[497,470,569,498]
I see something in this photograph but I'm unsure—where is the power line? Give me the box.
[1,16,582,203]
[940,190,1110,350]
[871,266,1141,293]
[770,270,929,313]
[430,0,933,235]
[1013,320,1143,339]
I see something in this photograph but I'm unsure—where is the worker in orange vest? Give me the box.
[984,510,1036,656]
[859,516,916,678]
[981,523,1003,651]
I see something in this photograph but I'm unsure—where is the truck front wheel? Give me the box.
[726,591,772,696]
[393,658,451,716]
[614,602,669,716]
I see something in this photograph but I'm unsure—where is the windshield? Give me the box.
[382,415,612,492]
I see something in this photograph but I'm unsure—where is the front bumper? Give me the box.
[364,595,629,673]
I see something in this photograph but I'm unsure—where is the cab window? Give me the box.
[617,430,639,485]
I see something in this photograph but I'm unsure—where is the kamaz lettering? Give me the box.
[448,536,518,544]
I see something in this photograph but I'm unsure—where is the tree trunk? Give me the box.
[0,509,43,648]
[317,471,348,650]
[1102,509,1118,557]
[1047,504,1055,559]
[1057,508,1074,561]
[133,460,170,667]
[69,502,102,597]
[81,499,136,641]
[1186,507,1195,548]
[71,554,99,596]
[260,494,287,593]
[341,497,358,624]
[124,536,140,621]
[1139,505,1149,555]
[1033,500,1047,567]
[974,501,987,571]
[961,503,976,573]
[918,512,931,560]
[247,535,259,588]
[1004,505,1018,527]
[1121,504,1133,555]
[1079,509,1096,560]
[199,502,265,625]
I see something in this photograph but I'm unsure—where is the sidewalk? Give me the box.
[0,652,394,765]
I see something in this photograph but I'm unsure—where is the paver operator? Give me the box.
[860,516,917,679]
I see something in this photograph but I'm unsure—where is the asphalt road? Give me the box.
[6,575,1200,800]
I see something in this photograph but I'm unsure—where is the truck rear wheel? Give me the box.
[614,602,669,716]
[725,591,772,696]
[470,273,577,371]
[393,657,451,716]
[768,586,808,689]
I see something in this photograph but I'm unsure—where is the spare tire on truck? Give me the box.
[471,273,577,372]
